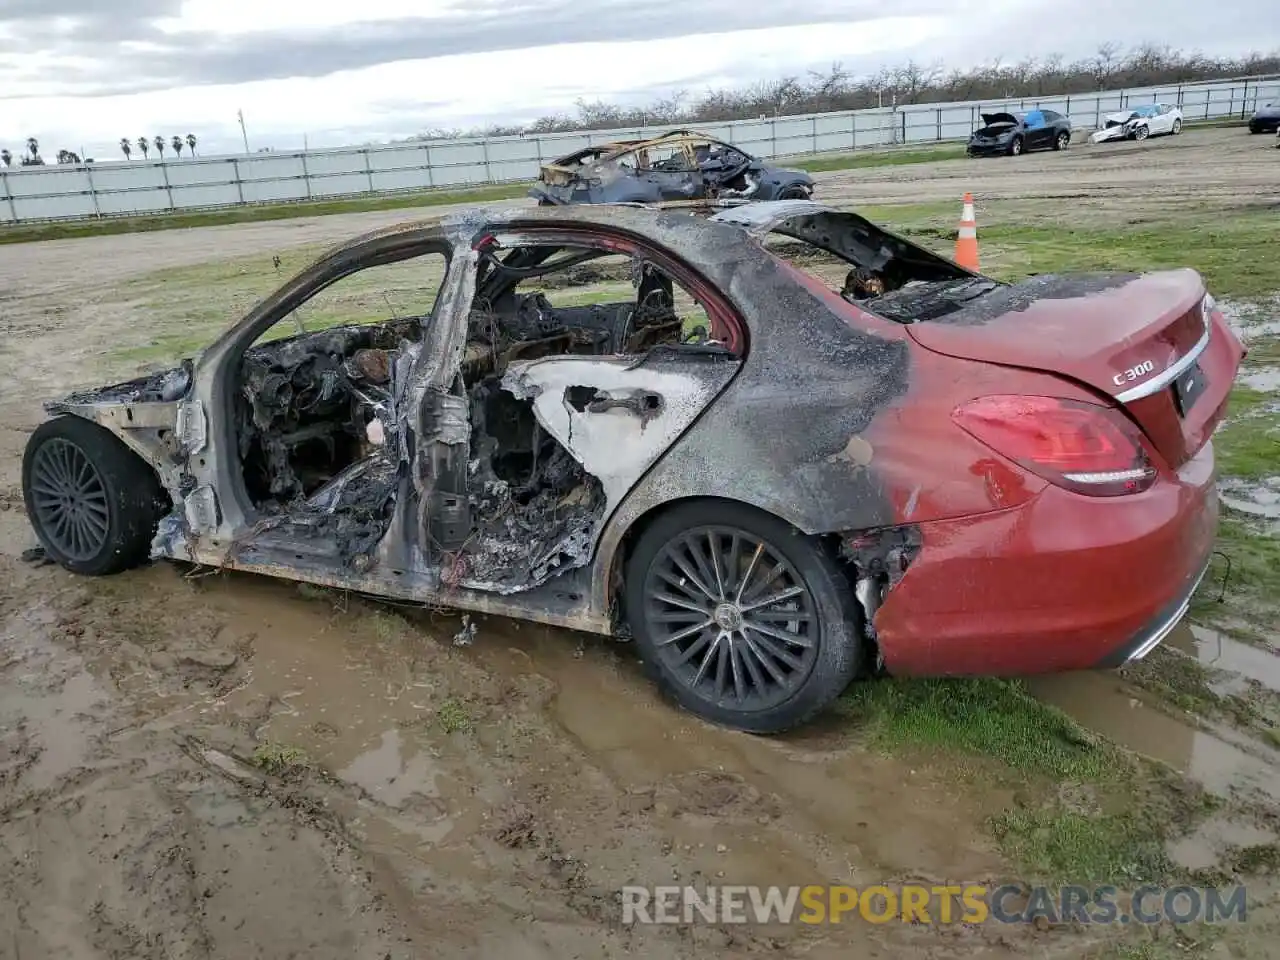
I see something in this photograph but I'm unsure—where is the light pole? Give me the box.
[237,109,250,154]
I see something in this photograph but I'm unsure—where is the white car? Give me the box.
[1089,103,1184,143]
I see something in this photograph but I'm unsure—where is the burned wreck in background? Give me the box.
[529,129,815,206]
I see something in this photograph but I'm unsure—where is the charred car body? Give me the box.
[23,201,1244,732]
[967,109,1073,156]
[529,130,814,206]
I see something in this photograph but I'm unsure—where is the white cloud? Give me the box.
[1,18,944,157]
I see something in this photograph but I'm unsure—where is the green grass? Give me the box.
[0,182,531,246]
[250,742,309,776]
[1213,385,1280,480]
[839,678,1195,884]
[990,808,1172,884]
[794,145,967,172]
[437,698,472,734]
[872,207,1280,300]
[841,677,1107,779]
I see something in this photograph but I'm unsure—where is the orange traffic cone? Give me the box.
[954,192,979,271]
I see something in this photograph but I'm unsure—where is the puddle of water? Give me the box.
[1169,622,1280,695]
[1025,669,1280,801]
[1167,814,1276,872]
[1218,476,1280,522]
[472,625,1010,882]
[1219,297,1280,339]
[1240,367,1280,393]
[339,727,441,808]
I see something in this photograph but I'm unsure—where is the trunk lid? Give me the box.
[908,269,1246,468]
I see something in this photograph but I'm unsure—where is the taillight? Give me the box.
[952,395,1158,497]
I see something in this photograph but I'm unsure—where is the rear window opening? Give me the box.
[755,209,1002,324]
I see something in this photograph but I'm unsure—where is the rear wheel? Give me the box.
[777,184,811,200]
[1054,131,1070,150]
[1008,136,1024,156]
[22,417,169,576]
[625,500,862,733]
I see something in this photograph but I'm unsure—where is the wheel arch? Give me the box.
[599,493,852,633]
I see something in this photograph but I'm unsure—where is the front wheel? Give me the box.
[1133,124,1150,141]
[1054,131,1070,150]
[1008,137,1024,156]
[22,417,169,576]
[776,185,812,200]
[625,500,862,733]
[1172,118,1183,134]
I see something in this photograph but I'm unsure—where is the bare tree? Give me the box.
[120,138,132,160]
[1091,42,1122,88]
[137,137,150,159]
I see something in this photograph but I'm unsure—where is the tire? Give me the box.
[776,184,811,201]
[1054,131,1070,151]
[1133,124,1149,141]
[1008,137,1023,156]
[1172,118,1183,134]
[22,416,170,576]
[624,499,862,733]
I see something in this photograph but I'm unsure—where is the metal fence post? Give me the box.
[159,160,174,211]
[364,149,374,194]
[1241,80,1250,119]
[300,151,312,200]
[1,171,16,223]
[936,107,942,141]
[423,142,435,188]
[233,158,245,205]
[84,162,102,218]
[482,139,493,185]
[811,116,818,154]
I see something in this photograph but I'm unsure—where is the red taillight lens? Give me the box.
[952,395,1157,497]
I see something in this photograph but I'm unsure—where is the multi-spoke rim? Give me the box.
[29,438,110,562]
[642,525,819,711]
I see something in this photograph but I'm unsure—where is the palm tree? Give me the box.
[186,133,197,156]
[137,137,149,159]
[120,138,132,160]
[171,135,184,157]
[154,135,165,158]
[25,137,39,163]
[0,149,11,167]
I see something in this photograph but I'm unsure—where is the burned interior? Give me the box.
[229,234,726,592]
[756,208,1003,322]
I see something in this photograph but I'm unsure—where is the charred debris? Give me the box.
[230,243,707,593]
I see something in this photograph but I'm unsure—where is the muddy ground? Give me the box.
[2,126,1280,959]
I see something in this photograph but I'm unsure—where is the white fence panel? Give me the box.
[1,74,1276,224]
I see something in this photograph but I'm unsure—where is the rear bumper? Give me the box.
[873,441,1218,676]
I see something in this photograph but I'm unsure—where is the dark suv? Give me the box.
[967,109,1073,156]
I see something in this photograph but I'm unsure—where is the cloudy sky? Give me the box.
[0,0,1274,159]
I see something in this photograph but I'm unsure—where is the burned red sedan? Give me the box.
[22,200,1243,732]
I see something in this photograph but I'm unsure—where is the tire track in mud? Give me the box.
[0,547,1100,959]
